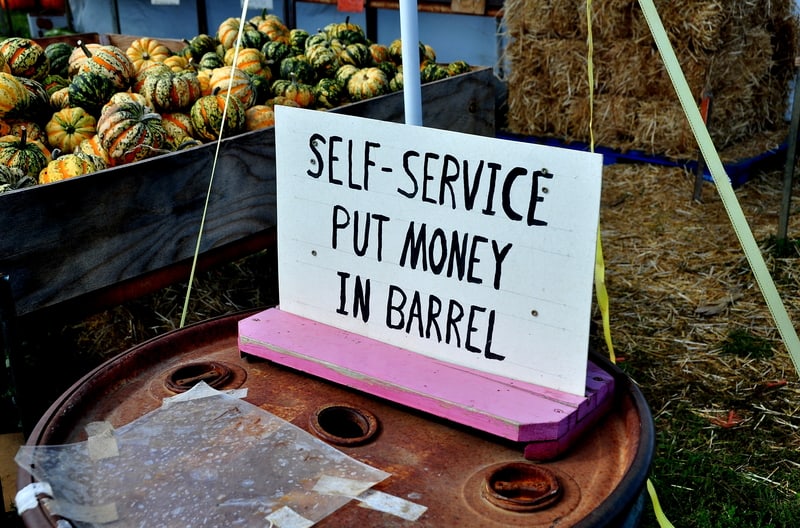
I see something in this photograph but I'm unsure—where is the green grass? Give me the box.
[766,235,800,259]
[642,407,800,527]
[615,349,800,528]
[721,328,774,359]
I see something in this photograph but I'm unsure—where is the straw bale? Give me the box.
[506,37,590,97]
[595,40,670,98]
[702,28,791,146]
[570,95,638,148]
[683,0,728,52]
[724,0,792,21]
[637,0,727,53]
[502,0,798,157]
[631,99,697,157]
[710,29,775,88]
[580,0,639,41]
[502,0,588,39]
[507,94,571,138]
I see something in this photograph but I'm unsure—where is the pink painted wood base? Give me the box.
[238,308,615,460]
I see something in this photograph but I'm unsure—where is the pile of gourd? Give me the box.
[0,13,471,193]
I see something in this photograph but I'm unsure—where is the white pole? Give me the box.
[399,0,423,126]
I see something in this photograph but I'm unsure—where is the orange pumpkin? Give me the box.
[69,42,135,91]
[97,100,167,166]
[0,127,51,180]
[76,134,110,166]
[223,47,267,77]
[163,55,191,72]
[39,151,105,184]
[126,37,172,74]
[46,107,97,154]
[40,0,66,10]
[0,72,29,117]
[101,91,148,115]
[160,111,196,149]
[244,104,275,131]
[209,66,257,109]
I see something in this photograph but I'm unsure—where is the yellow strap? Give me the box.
[586,2,671,526]
[637,0,800,376]
[594,230,616,363]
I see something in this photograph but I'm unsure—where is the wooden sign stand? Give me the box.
[238,308,615,460]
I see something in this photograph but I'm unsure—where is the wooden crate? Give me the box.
[0,66,496,317]
[33,32,186,52]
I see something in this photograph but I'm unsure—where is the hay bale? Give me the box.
[502,0,798,158]
[595,40,669,98]
[631,99,697,157]
[503,0,584,39]
[570,95,638,148]
[581,0,642,41]
[628,0,728,53]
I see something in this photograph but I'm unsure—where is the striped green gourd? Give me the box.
[96,100,167,166]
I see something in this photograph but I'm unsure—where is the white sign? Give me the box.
[274,107,603,395]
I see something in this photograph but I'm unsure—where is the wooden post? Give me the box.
[778,66,800,243]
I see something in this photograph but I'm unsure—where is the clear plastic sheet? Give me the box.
[16,382,390,527]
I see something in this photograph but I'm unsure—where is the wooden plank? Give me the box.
[1,432,25,513]
[450,0,487,15]
[0,136,274,317]
[330,67,496,132]
[103,34,185,53]
[0,68,495,317]
[32,32,102,47]
[33,33,185,52]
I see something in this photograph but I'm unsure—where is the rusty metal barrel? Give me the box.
[17,311,654,527]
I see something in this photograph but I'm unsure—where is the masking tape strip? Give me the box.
[636,0,800,377]
[15,482,53,514]
[313,475,427,521]
[44,499,119,524]
[85,421,119,461]
[266,506,315,528]
[356,489,428,522]
[313,475,377,496]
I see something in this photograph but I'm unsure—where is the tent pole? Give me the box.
[778,65,800,243]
